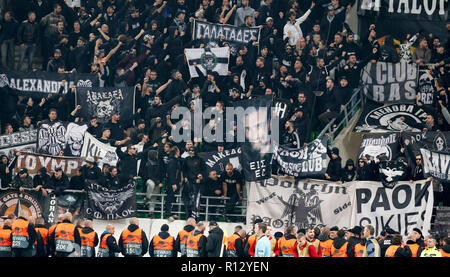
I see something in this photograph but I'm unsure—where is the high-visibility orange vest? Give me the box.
[97,233,118,257]
[80,231,96,257]
[385,245,401,257]
[331,242,348,257]
[35,227,48,246]
[354,243,366,257]
[121,228,143,256]
[152,234,174,257]
[11,219,30,249]
[440,249,450,257]
[408,243,420,257]
[278,237,297,257]
[54,223,76,253]
[320,239,333,257]
[227,233,240,257]
[0,228,12,252]
[178,229,193,256]
[48,224,58,241]
[186,233,203,257]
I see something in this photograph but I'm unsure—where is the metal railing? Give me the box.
[318,87,365,144]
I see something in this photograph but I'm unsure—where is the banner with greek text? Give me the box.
[198,147,242,177]
[14,152,84,177]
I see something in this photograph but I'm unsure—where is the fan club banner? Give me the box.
[0,130,37,159]
[85,180,136,220]
[402,131,450,157]
[37,121,87,156]
[273,137,328,178]
[0,189,85,226]
[81,132,119,168]
[358,0,449,40]
[76,87,135,124]
[14,152,84,177]
[417,72,435,105]
[358,133,400,162]
[349,180,433,236]
[193,20,261,55]
[246,177,352,233]
[185,47,230,78]
[361,62,418,103]
[0,70,96,97]
[198,147,242,177]
[354,102,428,133]
[420,148,450,181]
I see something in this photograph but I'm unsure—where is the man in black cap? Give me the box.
[206,221,225,257]
[325,147,342,182]
[412,227,425,248]
[11,168,33,192]
[379,228,397,257]
[80,157,102,181]
[182,146,205,221]
[346,226,363,257]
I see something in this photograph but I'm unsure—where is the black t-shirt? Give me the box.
[220,171,243,197]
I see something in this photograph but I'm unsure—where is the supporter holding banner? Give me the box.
[273,137,328,178]
[246,177,352,233]
[198,147,242,177]
[420,148,450,182]
[354,101,429,133]
[0,70,96,97]
[0,130,37,160]
[75,87,136,124]
[192,20,261,55]
[80,132,119,168]
[361,61,418,103]
[14,152,84,177]
[402,131,450,156]
[185,47,230,78]
[64,123,88,157]
[358,133,401,162]
[84,180,136,220]
[349,180,433,236]
[36,121,67,156]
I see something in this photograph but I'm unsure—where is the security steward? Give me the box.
[330,229,352,257]
[79,219,99,257]
[186,221,207,257]
[385,234,412,257]
[11,210,37,257]
[50,212,81,257]
[278,226,298,257]
[97,224,121,257]
[227,225,243,257]
[119,218,149,257]
[149,224,175,257]
[320,226,338,257]
[175,217,196,257]
[34,217,49,257]
[0,219,13,257]
[47,214,64,256]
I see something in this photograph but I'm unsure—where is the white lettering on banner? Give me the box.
[421,148,450,180]
[363,0,448,16]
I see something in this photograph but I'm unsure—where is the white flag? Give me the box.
[185,47,230,78]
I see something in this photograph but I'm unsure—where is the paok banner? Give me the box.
[192,20,261,55]
[402,131,450,156]
[0,130,37,160]
[14,152,84,177]
[76,87,136,124]
[246,177,352,233]
[273,137,328,178]
[361,61,418,104]
[198,147,242,177]
[358,133,400,162]
[85,180,136,220]
[0,70,96,97]
[358,0,449,40]
[37,121,87,156]
[354,101,428,133]
[420,148,450,182]
[185,47,230,78]
[349,180,433,236]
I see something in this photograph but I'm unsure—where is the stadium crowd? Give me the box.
[0,0,448,258]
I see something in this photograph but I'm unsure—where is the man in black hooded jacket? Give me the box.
[325,147,342,182]
[206,221,225,257]
[182,146,205,220]
[165,147,182,220]
[175,217,196,257]
[330,229,353,257]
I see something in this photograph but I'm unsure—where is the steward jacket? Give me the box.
[11,217,37,250]
[34,224,48,257]
[98,232,121,257]
[175,224,195,256]
[49,220,81,254]
[440,245,450,257]
[186,230,207,257]
[149,231,176,257]
[385,244,412,257]
[278,234,298,257]
[0,226,12,254]
[420,246,442,257]
[119,224,149,257]
[331,237,353,257]
[80,227,99,257]
[406,240,422,257]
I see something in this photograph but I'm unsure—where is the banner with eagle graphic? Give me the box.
[246,177,352,233]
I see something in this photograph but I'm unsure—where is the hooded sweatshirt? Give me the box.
[118,224,149,256]
[332,237,352,257]
[80,227,99,257]
[175,224,195,255]
[206,226,224,257]
[149,231,176,257]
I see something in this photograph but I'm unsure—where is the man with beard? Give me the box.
[220,163,243,222]
[181,147,205,221]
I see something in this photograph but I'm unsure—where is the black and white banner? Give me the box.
[358,133,400,162]
[185,47,230,78]
[378,160,408,188]
[198,147,242,177]
[354,101,428,133]
[0,130,37,160]
[273,137,328,178]
[76,87,136,124]
[402,131,450,163]
[349,180,433,236]
[80,132,119,168]
[246,177,352,233]
[0,70,96,97]
[85,180,136,220]
[64,123,88,157]
[420,148,450,182]
[361,62,418,104]
[358,0,449,40]
[417,72,435,105]
[37,121,68,156]
[192,20,261,55]
[273,98,291,123]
